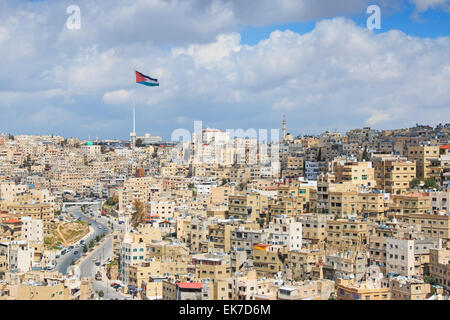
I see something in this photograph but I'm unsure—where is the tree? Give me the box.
[411,178,421,188]
[70,259,75,266]
[98,290,104,298]
[95,235,100,242]
[424,275,436,285]
[316,148,322,162]
[131,200,145,228]
[83,244,88,253]
[135,138,144,147]
[89,239,95,248]
[362,146,370,161]
[100,145,106,154]
[424,177,437,189]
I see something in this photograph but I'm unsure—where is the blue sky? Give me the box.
[1,0,450,140]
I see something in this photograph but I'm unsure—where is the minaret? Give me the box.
[282,116,286,141]
[130,104,136,148]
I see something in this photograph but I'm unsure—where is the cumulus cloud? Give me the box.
[0,1,449,139]
[411,0,450,12]
[103,89,133,105]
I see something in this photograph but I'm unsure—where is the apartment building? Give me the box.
[429,247,450,290]
[408,145,440,179]
[429,190,450,212]
[323,251,368,281]
[252,244,287,277]
[297,213,328,246]
[336,278,389,300]
[230,228,269,257]
[326,219,369,249]
[265,215,302,251]
[386,238,415,277]
[288,249,324,280]
[373,156,416,195]
[334,161,376,188]
[389,276,431,300]
[402,212,450,241]
[228,193,268,221]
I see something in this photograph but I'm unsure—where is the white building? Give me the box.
[0,240,34,273]
[119,220,146,285]
[386,238,415,277]
[20,217,44,243]
[266,215,302,251]
[149,200,175,220]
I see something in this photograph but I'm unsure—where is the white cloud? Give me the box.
[103,89,133,105]
[411,0,450,12]
[0,1,450,138]
[272,98,295,110]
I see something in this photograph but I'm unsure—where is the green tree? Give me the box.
[89,239,95,248]
[424,275,436,285]
[83,244,88,253]
[95,235,100,242]
[70,259,75,266]
[98,290,104,298]
[362,146,370,161]
[136,138,144,147]
[411,178,421,188]
[424,177,437,189]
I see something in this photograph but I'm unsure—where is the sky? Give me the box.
[0,0,450,141]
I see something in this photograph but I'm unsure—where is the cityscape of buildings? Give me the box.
[0,121,449,300]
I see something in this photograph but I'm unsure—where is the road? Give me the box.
[54,204,129,299]
[55,205,111,274]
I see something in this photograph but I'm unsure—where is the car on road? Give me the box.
[61,249,67,255]
[68,246,74,250]
[56,255,60,259]
[95,261,101,266]
[92,257,97,262]
[74,251,79,255]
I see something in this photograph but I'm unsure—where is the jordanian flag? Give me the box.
[135,70,159,87]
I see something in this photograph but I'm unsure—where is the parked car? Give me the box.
[61,249,67,255]
[74,251,79,255]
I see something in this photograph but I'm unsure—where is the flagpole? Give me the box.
[130,82,137,149]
